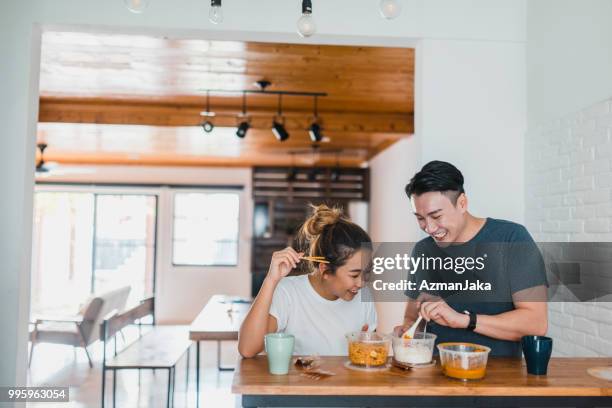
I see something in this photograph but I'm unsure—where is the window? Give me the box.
[172,192,239,266]
[31,190,157,315]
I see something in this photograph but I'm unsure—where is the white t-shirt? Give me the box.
[269,274,378,356]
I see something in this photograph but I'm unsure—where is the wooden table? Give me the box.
[232,356,612,407]
[189,295,251,407]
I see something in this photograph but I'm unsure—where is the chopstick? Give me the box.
[301,256,330,264]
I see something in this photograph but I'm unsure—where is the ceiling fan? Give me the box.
[35,143,96,177]
[35,143,58,174]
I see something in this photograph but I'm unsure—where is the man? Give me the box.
[395,161,548,357]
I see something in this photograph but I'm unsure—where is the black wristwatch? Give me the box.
[463,310,477,331]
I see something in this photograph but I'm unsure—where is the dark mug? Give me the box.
[521,335,553,375]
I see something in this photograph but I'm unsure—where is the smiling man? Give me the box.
[395,161,548,357]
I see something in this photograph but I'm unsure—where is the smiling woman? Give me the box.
[238,204,377,357]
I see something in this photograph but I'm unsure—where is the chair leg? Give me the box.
[185,347,190,393]
[166,368,172,408]
[171,367,176,408]
[83,346,93,368]
[28,340,36,368]
[112,370,117,408]
[101,368,106,408]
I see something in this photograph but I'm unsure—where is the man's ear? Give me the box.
[457,193,468,212]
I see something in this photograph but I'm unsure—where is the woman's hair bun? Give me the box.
[301,204,345,239]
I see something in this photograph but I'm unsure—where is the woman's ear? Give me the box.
[318,262,328,276]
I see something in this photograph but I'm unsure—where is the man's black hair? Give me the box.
[405,161,465,204]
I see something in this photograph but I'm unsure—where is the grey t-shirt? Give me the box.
[404,218,548,357]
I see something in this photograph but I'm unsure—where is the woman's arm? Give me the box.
[238,247,302,358]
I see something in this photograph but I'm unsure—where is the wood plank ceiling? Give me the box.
[37,31,414,168]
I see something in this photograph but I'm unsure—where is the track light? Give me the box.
[380,0,402,19]
[297,0,316,37]
[236,92,250,138]
[202,121,214,133]
[209,0,223,24]
[124,0,149,13]
[309,95,324,142]
[272,94,289,141]
[236,121,250,138]
[200,91,216,133]
[272,121,289,142]
[309,123,323,142]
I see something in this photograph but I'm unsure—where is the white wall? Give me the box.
[1,0,527,388]
[369,137,423,333]
[524,98,612,356]
[419,39,527,224]
[526,0,612,357]
[527,0,612,127]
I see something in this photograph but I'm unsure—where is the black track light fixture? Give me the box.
[272,94,289,141]
[236,92,250,138]
[272,121,289,142]
[202,121,214,133]
[309,96,324,142]
[200,91,216,133]
[236,121,250,138]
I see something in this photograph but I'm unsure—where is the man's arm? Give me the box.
[420,286,548,341]
[473,286,548,341]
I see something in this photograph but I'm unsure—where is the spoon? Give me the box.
[403,315,423,338]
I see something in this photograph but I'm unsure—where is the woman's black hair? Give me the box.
[404,160,465,204]
[299,204,371,274]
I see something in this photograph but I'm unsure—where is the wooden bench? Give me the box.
[100,297,191,408]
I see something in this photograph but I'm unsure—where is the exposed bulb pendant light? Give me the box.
[379,0,402,19]
[124,0,149,13]
[297,0,316,38]
[209,0,223,24]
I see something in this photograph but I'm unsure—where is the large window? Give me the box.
[31,190,157,316]
[172,192,239,266]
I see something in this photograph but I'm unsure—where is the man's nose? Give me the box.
[425,220,436,234]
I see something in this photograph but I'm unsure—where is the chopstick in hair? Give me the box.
[302,256,330,264]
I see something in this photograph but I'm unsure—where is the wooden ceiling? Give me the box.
[37,31,414,168]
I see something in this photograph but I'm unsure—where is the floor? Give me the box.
[27,327,239,408]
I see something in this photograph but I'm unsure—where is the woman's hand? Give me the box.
[266,247,303,284]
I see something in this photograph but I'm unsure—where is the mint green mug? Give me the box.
[264,333,295,375]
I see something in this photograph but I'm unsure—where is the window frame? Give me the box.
[170,188,241,268]
[32,184,160,303]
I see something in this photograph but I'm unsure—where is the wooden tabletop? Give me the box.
[232,356,612,397]
[189,295,251,341]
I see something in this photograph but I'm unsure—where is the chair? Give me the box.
[29,286,131,368]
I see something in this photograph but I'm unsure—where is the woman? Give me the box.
[238,204,376,357]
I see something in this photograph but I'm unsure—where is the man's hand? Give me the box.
[419,298,469,329]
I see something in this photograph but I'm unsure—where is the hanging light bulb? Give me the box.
[209,0,223,24]
[124,0,149,13]
[379,0,402,19]
[297,0,316,38]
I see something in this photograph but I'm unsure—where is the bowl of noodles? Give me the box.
[346,332,391,368]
